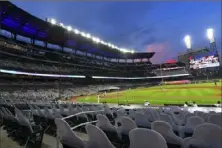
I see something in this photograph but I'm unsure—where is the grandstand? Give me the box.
[0,1,221,148]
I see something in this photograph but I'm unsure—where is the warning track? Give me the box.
[141,86,221,90]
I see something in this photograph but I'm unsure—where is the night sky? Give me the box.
[12,1,221,64]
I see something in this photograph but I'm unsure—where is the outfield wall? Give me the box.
[163,80,191,85]
[108,104,221,113]
[162,79,221,85]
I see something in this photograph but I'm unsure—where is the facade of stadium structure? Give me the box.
[0,2,190,83]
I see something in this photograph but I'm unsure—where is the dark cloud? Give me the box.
[140,36,157,47]
[95,2,155,43]
[98,2,153,30]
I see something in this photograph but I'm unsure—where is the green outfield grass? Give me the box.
[76,82,222,105]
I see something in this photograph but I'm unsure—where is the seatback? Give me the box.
[134,112,151,127]
[194,111,204,116]
[15,108,33,133]
[192,123,222,147]
[0,109,5,117]
[29,104,38,115]
[34,105,46,117]
[129,128,168,148]
[55,118,85,148]
[160,114,176,126]
[115,110,126,123]
[85,124,115,148]
[96,114,116,132]
[59,104,65,114]
[68,104,74,115]
[116,110,126,118]
[52,105,63,118]
[1,107,13,119]
[117,116,137,135]
[104,105,113,117]
[151,121,183,145]
[144,109,155,121]
[183,113,194,125]
[186,116,204,129]
[44,107,55,119]
[129,109,136,119]
[208,114,222,127]
[5,108,15,119]
[151,110,160,121]
[172,110,187,124]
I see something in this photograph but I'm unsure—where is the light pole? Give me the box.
[184,35,192,52]
[184,35,192,70]
[206,28,216,52]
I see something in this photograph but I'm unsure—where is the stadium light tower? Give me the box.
[184,35,192,51]
[206,28,217,51]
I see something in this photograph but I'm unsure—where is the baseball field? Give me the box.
[75,82,221,105]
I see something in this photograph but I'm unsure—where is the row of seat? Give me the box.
[1,102,221,148]
[0,106,44,148]
[100,107,222,147]
[28,103,104,135]
[56,114,222,148]
[52,104,221,148]
[96,112,222,147]
[0,102,104,147]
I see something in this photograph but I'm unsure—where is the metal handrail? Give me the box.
[71,120,97,130]
[62,110,104,120]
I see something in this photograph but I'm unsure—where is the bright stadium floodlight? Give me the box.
[67,26,72,31]
[120,48,127,53]
[74,29,80,34]
[184,35,192,49]
[207,28,215,43]
[111,44,115,48]
[92,37,100,43]
[50,18,56,25]
[94,38,100,43]
[59,23,64,28]
[80,32,87,37]
[92,37,97,42]
[107,43,112,47]
[100,40,105,44]
[86,33,91,39]
[47,17,135,52]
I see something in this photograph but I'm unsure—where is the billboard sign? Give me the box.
[189,52,220,69]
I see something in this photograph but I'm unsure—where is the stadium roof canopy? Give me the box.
[0,2,155,59]
[151,61,186,69]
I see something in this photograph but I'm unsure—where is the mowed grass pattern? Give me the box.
[76,82,222,105]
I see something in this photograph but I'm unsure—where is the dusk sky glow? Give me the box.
[12,1,221,63]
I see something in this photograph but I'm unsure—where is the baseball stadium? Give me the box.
[0,2,221,148]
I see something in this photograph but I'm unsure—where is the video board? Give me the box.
[189,51,220,69]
